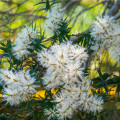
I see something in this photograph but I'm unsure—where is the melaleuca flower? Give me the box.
[2,88,21,106]
[0,68,18,85]
[12,26,38,60]
[109,42,120,61]
[37,41,88,88]
[43,4,65,36]
[90,15,120,61]
[0,69,38,106]
[38,41,104,119]
[44,108,58,120]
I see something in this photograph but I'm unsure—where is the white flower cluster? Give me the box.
[90,15,120,61]
[37,41,103,119]
[0,68,37,106]
[12,26,38,60]
[44,4,64,35]
[37,41,88,88]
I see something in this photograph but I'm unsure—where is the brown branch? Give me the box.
[0,11,46,19]
[72,0,107,28]
[18,113,33,120]
[1,0,18,4]
[2,0,29,13]
[70,29,91,42]
[113,104,120,120]
[102,0,110,16]
[63,0,81,10]
[108,0,120,16]
[112,12,120,20]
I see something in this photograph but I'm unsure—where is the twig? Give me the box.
[18,113,33,120]
[108,0,120,16]
[112,12,120,20]
[0,11,46,19]
[70,29,91,42]
[113,103,120,120]
[110,61,118,73]
[72,0,106,28]
[97,114,100,120]
[102,0,110,16]
[5,0,29,12]
[63,0,81,10]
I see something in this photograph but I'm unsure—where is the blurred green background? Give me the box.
[0,0,120,120]
[0,0,118,82]
[0,0,105,41]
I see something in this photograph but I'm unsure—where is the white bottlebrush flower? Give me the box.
[0,69,38,106]
[12,45,31,60]
[56,102,73,120]
[37,41,88,88]
[109,47,120,61]
[91,15,114,42]
[2,88,21,106]
[43,4,65,35]
[37,41,103,119]
[12,26,38,60]
[50,94,74,120]
[0,68,19,85]
[37,49,53,68]
[88,95,103,114]
[44,108,58,120]
[90,15,120,60]
[65,63,83,79]
[79,94,104,115]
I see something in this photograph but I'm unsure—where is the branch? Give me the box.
[108,0,120,16]
[1,0,18,4]
[113,104,120,120]
[72,0,107,27]
[0,11,46,19]
[63,0,81,10]
[70,29,91,42]
[112,12,120,20]
[102,0,110,16]
[2,0,29,12]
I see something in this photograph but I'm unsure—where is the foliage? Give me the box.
[0,0,120,120]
